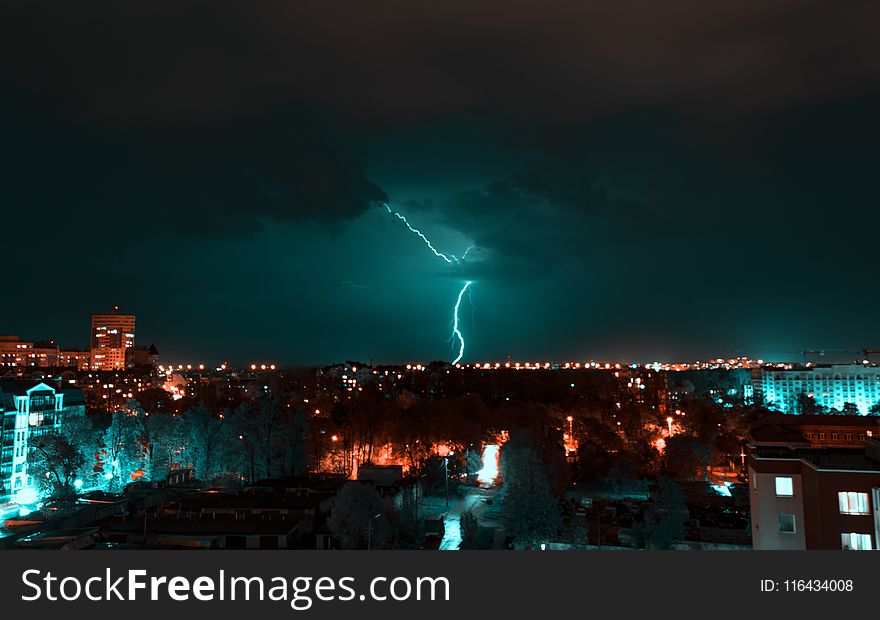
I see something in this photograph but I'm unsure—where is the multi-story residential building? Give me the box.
[58,348,90,370]
[747,416,880,550]
[751,364,880,415]
[0,336,34,367]
[0,379,86,502]
[0,337,88,370]
[0,337,58,368]
[90,306,136,370]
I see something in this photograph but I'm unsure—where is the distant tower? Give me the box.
[89,305,136,370]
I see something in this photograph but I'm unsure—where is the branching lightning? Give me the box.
[383,204,455,263]
[382,202,476,364]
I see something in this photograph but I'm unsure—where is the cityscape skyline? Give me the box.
[4,320,880,369]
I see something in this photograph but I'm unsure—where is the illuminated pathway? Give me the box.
[476,444,499,484]
[438,445,501,550]
[438,486,495,551]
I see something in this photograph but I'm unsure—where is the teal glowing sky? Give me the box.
[1,2,879,365]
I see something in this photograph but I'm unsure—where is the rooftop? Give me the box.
[751,444,880,472]
[749,414,880,444]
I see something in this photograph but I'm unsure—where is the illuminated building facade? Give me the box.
[751,364,880,415]
[58,349,90,370]
[0,336,89,370]
[0,336,57,368]
[90,307,136,370]
[0,379,86,502]
[748,416,880,550]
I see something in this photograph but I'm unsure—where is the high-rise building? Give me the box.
[90,306,136,371]
[751,364,880,415]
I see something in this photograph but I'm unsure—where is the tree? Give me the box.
[181,403,232,481]
[389,484,420,547]
[328,482,390,549]
[282,406,310,477]
[840,402,860,416]
[663,434,712,480]
[460,509,479,546]
[795,392,827,416]
[639,480,688,549]
[27,414,97,506]
[101,403,147,491]
[500,432,561,548]
[141,411,183,481]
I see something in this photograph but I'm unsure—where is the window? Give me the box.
[841,533,872,551]
[846,433,853,441]
[831,433,838,440]
[819,432,826,440]
[775,476,794,496]
[778,514,796,533]
[838,492,869,515]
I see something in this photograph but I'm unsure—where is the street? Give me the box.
[438,485,498,550]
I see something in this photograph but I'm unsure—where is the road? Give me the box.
[438,485,497,550]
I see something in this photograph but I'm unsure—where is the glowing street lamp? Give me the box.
[367,513,383,551]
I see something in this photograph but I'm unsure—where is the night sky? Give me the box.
[2,1,878,365]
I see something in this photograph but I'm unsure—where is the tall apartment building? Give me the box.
[747,416,880,550]
[90,306,136,370]
[0,379,86,502]
[751,364,880,415]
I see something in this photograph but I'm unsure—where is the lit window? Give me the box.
[841,533,872,550]
[778,514,796,533]
[775,476,794,496]
[838,492,869,515]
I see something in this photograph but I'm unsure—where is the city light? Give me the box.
[477,444,500,484]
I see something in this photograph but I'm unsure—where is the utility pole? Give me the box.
[444,456,449,507]
[367,513,381,550]
[445,451,454,507]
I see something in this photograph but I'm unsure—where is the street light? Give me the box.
[367,513,382,550]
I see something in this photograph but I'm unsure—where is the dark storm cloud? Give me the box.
[421,160,641,283]
[1,0,879,363]
[3,1,878,127]
[1,105,387,239]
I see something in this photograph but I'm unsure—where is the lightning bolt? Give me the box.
[451,281,473,365]
[382,203,475,365]
[383,203,455,263]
